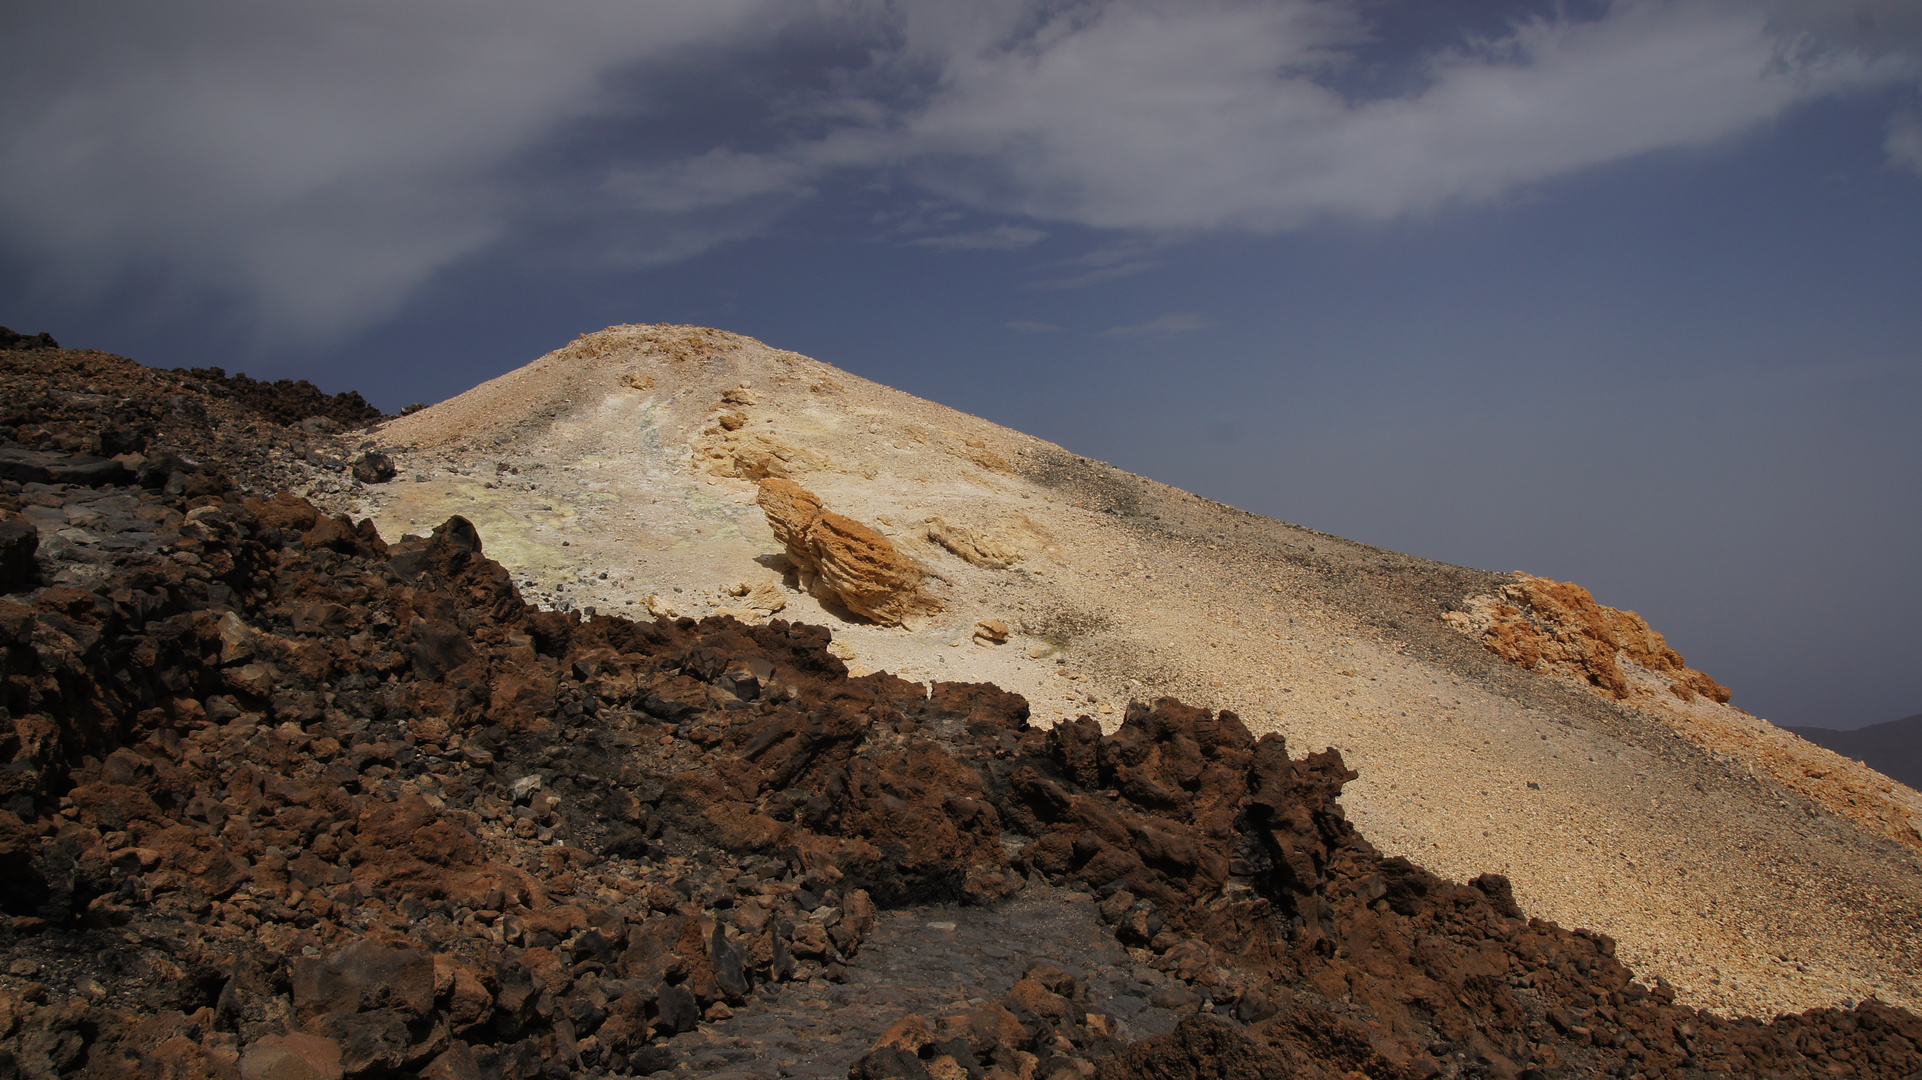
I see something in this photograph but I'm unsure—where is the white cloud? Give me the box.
[890,0,1906,228]
[605,0,1915,237]
[1,0,1915,342]
[1099,312,1214,336]
[912,224,1048,250]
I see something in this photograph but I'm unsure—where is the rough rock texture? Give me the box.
[843,694,1922,1080]
[352,452,397,486]
[0,343,387,505]
[357,324,1922,1020]
[701,429,832,483]
[0,329,59,352]
[1445,575,1729,704]
[1447,573,1922,854]
[173,367,383,432]
[925,518,1021,571]
[3,341,1921,1080]
[758,478,940,627]
[6,477,1919,1079]
[0,494,918,1078]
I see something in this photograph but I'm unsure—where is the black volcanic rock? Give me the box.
[351,450,397,484]
[0,328,58,351]
[175,365,385,430]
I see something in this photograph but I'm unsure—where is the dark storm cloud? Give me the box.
[1,0,1917,342]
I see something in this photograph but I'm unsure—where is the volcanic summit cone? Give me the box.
[360,324,1922,1018]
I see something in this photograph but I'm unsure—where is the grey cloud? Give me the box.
[1031,259,1161,289]
[1768,0,1922,56]
[0,0,772,341]
[608,147,826,214]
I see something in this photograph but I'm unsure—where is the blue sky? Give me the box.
[3,0,1919,729]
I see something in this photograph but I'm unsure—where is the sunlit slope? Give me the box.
[348,324,1922,1018]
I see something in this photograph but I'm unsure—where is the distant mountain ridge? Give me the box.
[1792,714,1922,791]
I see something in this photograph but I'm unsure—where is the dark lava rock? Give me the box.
[351,451,397,484]
[174,365,384,430]
[0,328,57,351]
[0,517,36,592]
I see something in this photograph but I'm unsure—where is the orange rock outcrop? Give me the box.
[756,478,940,627]
[1450,574,1730,704]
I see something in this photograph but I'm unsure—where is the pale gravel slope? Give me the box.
[302,325,1922,1020]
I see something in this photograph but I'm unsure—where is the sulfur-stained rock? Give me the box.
[926,518,1021,570]
[724,578,788,616]
[757,478,940,626]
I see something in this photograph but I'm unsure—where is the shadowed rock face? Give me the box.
[0,344,1919,1080]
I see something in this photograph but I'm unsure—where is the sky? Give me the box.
[2,0,1919,730]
